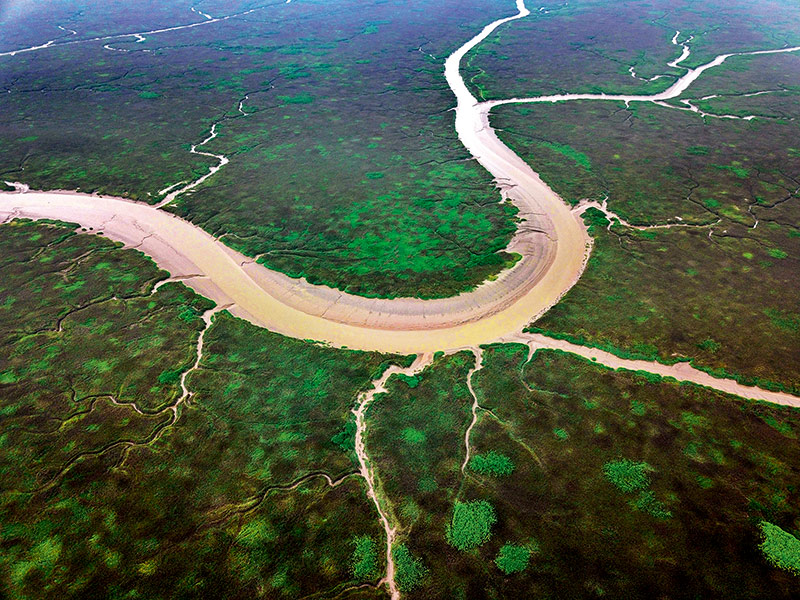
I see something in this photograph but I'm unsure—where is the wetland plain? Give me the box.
[1,0,800,597]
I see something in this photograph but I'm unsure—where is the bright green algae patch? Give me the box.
[759,522,800,575]
[350,535,379,580]
[446,500,497,551]
[468,450,515,477]
[494,543,531,574]
[603,459,651,493]
[393,543,428,592]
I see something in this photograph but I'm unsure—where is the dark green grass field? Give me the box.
[459,344,800,599]
[354,344,800,599]
[463,0,800,100]
[473,2,800,392]
[491,93,800,391]
[0,0,520,299]
[2,222,800,597]
[0,221,397,598]
[3,0,800,597]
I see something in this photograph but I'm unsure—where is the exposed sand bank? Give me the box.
[0,189,584,353]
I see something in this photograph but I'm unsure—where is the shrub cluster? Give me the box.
[468,451,514,477]
[759,522,800,575]
[603,459,651,493]
[495,543,531,574]
[446,500,497,551]
[393,544,428,591]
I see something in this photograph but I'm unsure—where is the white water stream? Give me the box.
[486,42,800,110]
[461,348,485,472]
[155,122,229,208]
[0,6,269,57]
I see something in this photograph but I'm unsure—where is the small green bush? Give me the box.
[582,206,610,235]
[331,419,356,453]
[759,522,800,575]
[686,145,710,156]
[603,459,651,493]
[633,490,672,519]
[495,543,530,574]
[401,428,426,444]
[393,543,427,591]
[446,500,497,551]
[697,338,721,353]
[468,451,514,477]
[629,400,646,416]
[157,369,182,384]
[396,374,421,388]
[350,536,378,580]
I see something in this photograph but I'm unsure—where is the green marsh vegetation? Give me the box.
[350,535,379,580]
[602,459,651,493]
[674,52,800,119]
[0,0,521,299]
[392,543,428,592]
[759,522,800,575]
[603,460,672,519]
[454,343,800,598]
[494,542,531,575]
[493,96,800,392]
[464,0,800,101]
[468,450,515,477]
[2,223,800,597]
[366,351,474,591]
[0,220,398,598]
[446,500,497,551]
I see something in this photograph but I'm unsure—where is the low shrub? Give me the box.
[446,500,497,551]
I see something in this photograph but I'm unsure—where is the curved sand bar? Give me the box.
[0,188,583,354]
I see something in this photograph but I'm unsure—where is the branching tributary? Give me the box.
[353,354,433,600]
[154,122,229,209]
[0,5,271,58]
[3,2,800,596]
[461,347,485,473]
[28,302,227,494]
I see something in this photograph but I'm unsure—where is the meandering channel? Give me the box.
[0,0,588,354]
[2,0,800,408]
[353,354,434,600]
